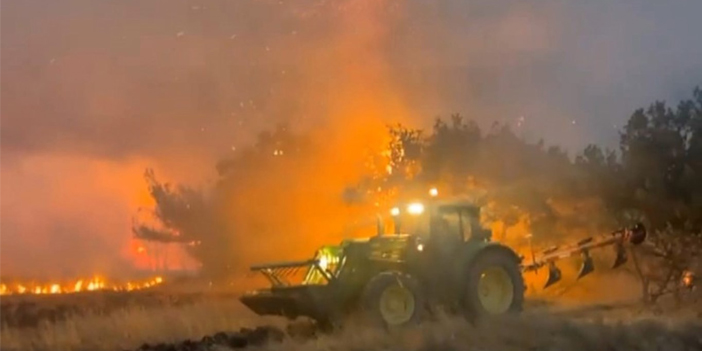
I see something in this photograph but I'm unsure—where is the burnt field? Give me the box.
[2,286,702,351]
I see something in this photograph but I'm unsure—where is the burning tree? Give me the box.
[350,114,600,249]
[133,124,315,279]
[132,168,229,277]
[133,123,382,279]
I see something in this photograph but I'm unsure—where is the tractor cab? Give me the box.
[386,198,492,245]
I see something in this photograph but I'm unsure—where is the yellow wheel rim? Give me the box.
[477,267,514,314]
[378,285,416,326]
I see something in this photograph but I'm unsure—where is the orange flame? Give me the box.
[0,276,164,296]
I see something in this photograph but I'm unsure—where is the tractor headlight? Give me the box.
[407,202,424,215]
[414,236,425,251]
[390,207,400,216]
[318,255,328,271]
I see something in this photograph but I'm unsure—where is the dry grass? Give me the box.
[281,314,702,351]
[0,299,281,351]
[2,294,702,351]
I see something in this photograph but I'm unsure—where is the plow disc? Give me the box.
[522,223,647,289]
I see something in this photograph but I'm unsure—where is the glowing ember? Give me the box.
[682,270,696,289]
[0,276,164,296]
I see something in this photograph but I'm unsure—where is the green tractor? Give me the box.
[240,194,646,329]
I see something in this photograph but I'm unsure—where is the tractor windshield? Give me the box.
[431,205,489,242]
[387,202,489,241]
[392,212,430,237]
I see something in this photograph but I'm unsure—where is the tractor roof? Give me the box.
[390,196,482,216]
[429,196,480,208]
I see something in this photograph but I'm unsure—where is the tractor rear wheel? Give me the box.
[462,248,524,320]
[359,271,426,329]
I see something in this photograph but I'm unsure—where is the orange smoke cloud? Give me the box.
[212,1,417,266]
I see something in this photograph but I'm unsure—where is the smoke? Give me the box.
[0,154,152,279]
[2,0,702,277]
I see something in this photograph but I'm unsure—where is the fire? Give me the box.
[0,276,164,296]
[682,270,696,289]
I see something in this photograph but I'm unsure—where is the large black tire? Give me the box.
[461,247,525,321]
[358,271,427,329]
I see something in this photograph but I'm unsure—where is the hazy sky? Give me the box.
[2,0,701,278]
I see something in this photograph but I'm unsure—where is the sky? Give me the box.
[2,0,701,278]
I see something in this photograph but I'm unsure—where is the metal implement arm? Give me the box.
[250,259,334,288]
[521,223,647,288]
[250,259,318,271]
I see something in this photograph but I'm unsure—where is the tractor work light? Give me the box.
[407,202,425,215]
[318,255,328,271]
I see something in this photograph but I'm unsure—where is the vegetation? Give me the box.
[134,87,702,303]
[2,294,701,351]
[0,297,261,351]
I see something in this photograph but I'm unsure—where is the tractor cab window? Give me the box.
[391,211,430,238]
[431,209,463,240]
[430,206,469,243]
[431,206,483,241]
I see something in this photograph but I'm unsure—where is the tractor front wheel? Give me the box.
[359,271,426,329]
[462,248,524,320]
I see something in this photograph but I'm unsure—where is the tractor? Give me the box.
[239,191,647,329]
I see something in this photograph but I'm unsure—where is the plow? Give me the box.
[240,190,648,330]
[522,221,646,288]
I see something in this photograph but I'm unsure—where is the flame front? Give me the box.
[0,276,164,296]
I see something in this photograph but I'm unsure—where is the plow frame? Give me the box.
[519,223,647,288]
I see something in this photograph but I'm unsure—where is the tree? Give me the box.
[133,169,232,278]
[133,123,317,278]
[614,87,702,303]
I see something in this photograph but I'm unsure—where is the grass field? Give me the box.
[1,276,701,351]
[0,294,275,351]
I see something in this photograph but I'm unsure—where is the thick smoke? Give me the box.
[2,0,702,277]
